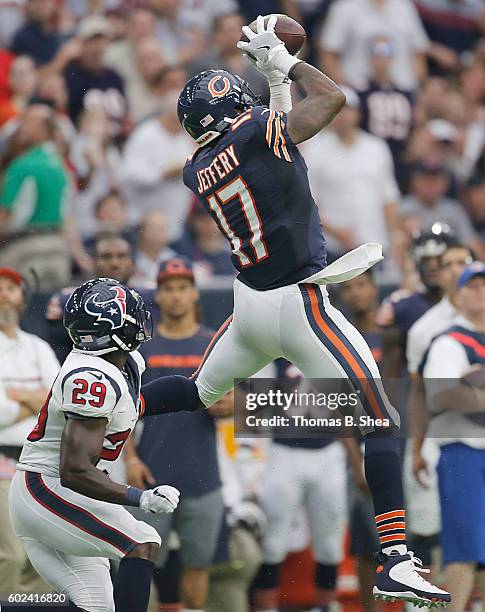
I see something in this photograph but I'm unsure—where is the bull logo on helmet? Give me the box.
[84,286,127,329]
[208,76,231,98]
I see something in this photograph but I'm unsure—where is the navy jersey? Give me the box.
[358,83,414,164]
[379,290,434,338]
[64,62,126,126]
[392,292,433,336]
[137,325,221,497]
[183,106,327,290]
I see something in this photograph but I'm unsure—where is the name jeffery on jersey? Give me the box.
[183,105,327,291]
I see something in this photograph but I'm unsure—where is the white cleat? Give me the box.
[373,551,451,608]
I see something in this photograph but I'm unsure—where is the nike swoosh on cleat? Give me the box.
[257,45,271,50]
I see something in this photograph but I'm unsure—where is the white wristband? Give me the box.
[271,51,302,77]
[269,80,292,112]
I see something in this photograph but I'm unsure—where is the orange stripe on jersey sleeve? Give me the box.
[231,109,253,131]
[279,121,292,162]
[266,111,275,147]
[273,115,282,159]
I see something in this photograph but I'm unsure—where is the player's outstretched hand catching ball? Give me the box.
[237,15,299,77]
[238,15,287,88]
[139,485,180,514]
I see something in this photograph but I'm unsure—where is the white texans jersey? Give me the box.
[17,349,145,477]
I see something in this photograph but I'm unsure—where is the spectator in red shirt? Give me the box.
[0,56,37,128]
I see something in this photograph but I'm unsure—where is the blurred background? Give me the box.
[0,0,484,610]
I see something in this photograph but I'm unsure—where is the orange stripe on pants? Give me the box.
[305,285,385,421]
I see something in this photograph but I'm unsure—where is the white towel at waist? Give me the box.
[299,243,383,285]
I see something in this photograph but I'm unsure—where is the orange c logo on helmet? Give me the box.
[208,76,231,98]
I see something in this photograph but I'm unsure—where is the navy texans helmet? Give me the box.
[63,278,152,354]
[177,69,260,147]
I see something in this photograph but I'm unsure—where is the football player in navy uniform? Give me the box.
[376,224,456,378]
[9,278,204,612]
[177,15,450,607]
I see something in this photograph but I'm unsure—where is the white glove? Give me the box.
[139,485,180,514]
[243,46,288,87]
[237,15,301,78]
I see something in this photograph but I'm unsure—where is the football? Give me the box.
[240,14,307,56]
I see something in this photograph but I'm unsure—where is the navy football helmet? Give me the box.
[177,69,260,146]
[63,278,152,355]
[411,222,457,264]
[411,223,459,289]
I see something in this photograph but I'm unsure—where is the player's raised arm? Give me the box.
[238,14,345,144]
[285,63,346,144]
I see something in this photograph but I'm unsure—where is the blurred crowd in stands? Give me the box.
[0,1,484,611]
[0,0,482,291]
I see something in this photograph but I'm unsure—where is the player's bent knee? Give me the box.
[126,541,160,562]
[194,376,224,408]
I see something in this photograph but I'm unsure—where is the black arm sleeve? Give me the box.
[141,375,203,416]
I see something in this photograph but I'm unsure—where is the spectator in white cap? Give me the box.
[358,35,414,187]
[62,15,127,128]
[303,85,404,280]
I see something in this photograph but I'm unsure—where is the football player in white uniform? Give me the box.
[9,278,203,612]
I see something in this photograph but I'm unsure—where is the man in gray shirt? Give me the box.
[401,161,484,259]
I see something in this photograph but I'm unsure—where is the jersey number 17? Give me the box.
[207,176,268,267]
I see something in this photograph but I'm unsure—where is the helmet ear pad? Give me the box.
[177,70,261,145]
